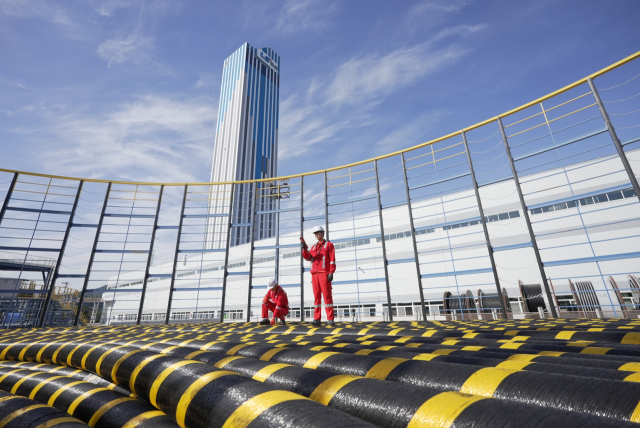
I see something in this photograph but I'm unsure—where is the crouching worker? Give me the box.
[260,277,289,325]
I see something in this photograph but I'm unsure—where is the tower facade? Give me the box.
[209,43,280,247]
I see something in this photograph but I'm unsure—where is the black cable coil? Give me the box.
[519,282,546,313]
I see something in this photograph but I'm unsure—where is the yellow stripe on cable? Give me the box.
[0,404,48,427]
[88,397,135,427]
[0,369,26,384]
[111,350,145,382]
[121,411,165,428]
[222,391,309,428]
[214,356,244,369]
[129,354,165,395]
[175,371,235,428]
[309,375,360,405]
[459,368,517,397]
[149,361,200,407]
[33,417,83,428]
[10,371,42,394]
[252,364,290,382]
[407,391,486,428]
[47,380,85,407]
[95,345,130,377]
[303,352,339,369]
[260,348,288,362]
[81,344,105,370]
[365,358,408,380]
[29,376,67,400]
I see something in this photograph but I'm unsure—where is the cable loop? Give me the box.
[599,72,640,90]
[467,129,500,143]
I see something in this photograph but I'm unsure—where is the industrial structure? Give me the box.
[0,51,639,328]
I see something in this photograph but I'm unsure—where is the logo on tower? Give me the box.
[259,51,278,72]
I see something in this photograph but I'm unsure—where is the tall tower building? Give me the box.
[208,43,280,247]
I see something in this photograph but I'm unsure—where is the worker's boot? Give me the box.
[276,318,286,325]
[311,319,321,326]
[326,319,335,326]
[259,318,270,325]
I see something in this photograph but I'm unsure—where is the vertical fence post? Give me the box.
[246,182,258,322]
[324,172,330,240]
[588,78,640,201]
[165,185,188,325]
[400,153,427,321]
[137,185,164,325]
[0,172,18,225]
[461,132,508,319]
[75,182,111,326]
[374,160,394,322]
[299,176,305,322]
[40,180,84,328]
[219,183,235,323]
[498,118,558,318]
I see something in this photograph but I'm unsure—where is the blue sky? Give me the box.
[0,0,639,183]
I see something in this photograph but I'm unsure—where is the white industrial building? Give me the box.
[102,149,640,324]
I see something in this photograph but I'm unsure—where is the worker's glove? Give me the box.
[327,273,333,282]
[301,242,308,250]
[270,318,276,326]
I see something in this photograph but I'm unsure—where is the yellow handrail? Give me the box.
[1,50,638,186]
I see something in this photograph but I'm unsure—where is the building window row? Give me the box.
[375,210,520,244]
[529,188,636,215]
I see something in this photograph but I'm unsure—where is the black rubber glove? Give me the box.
[301,242,308,250]
[327,273,333,282]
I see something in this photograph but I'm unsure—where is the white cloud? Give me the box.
[325,43,468,107]
[33,95,217,182]
[277,24,486,170]
[275,0,338,34]
[0,0,85,37]
[410,0,470,15]
[90,0,132,17]
[97,33,153,67]
[373,111,448,153]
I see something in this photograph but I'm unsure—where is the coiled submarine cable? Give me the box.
[219,342,640,423]
[0,389,89,428]
[0,367,178,428]
[0,361,133,397]
[210,350,638,428]
[1,341,375,428]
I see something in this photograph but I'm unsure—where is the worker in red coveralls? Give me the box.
[260,277,289,325]
[302,225,336,326]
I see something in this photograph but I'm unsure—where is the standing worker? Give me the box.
[302,225,336,326]
[260,277,289,325]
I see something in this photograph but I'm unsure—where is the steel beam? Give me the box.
[324,171,330,240]
[0,173,18,225]
[299,176,305,322]
[219,183,235,323]
[498,117,558,318]
[461,132,508,319]
[246,182,259,322]
[165,185,188,325]
[137,185,164,325]
[589,77,640,202]
[400,153,427,321]
[374,160,394,321]
[75,182,111,326]
[40,181,84,327]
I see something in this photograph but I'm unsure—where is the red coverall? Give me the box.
[302,240,336,320]
[262,285,289,320]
